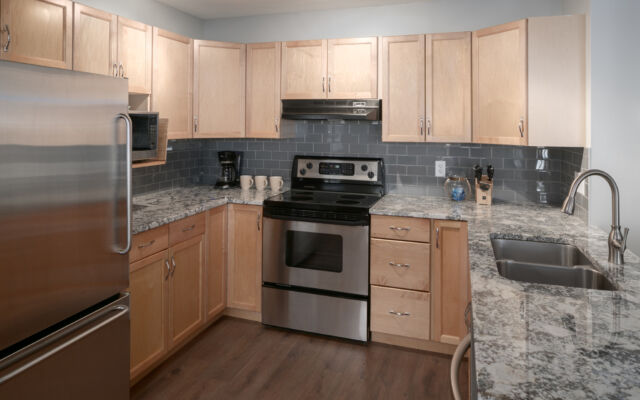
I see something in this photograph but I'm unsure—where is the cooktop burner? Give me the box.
[264,189,382,211]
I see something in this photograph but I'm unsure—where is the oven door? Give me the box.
[263,217,369,296]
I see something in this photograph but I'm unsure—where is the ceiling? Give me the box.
[156,0,421,19]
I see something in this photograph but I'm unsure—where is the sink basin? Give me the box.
[491,238,617,291]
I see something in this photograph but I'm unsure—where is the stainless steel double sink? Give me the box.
[491,239,617,291]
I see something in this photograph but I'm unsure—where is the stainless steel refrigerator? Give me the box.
[0,60,132,399]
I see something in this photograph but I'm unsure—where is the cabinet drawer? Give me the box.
[169,213,206,246]
[371,215,430,242]
[130,225,169,263]
[370,239,430,291]
[370,285,430,340]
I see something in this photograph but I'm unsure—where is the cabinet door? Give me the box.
[117,16,152,94]
[281,40,327,99]
[206,206,227,320]
[381,35,425,142]
[246,42,281,138]
[327,37,377,99]
[472,19,527,145]
[152,28,193,139]
[168,235,204,348]
[0,0,72,69]
[426,32,471,143]
[431,220,469,345]
[193,40,245,138]
[227,204,262,312]
[130,250,169,380]
[73,4,116,76]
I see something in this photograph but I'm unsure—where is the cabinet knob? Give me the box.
[1,25,10,53]
[518,117,525,137]
[165,260,171,280]
[171,256,176,276]
[419,118,424,136]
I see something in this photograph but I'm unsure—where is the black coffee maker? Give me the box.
[215,151,242,188]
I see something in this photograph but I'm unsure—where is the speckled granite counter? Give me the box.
[132,186,286,235]
[371,195,640,400]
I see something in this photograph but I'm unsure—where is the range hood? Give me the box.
[281,99,381,121]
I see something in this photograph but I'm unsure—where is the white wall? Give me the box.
[203,0,568,42]
[590,0,640,253]
[77,0,205,38]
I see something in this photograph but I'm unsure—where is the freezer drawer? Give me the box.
[0,294,130,400]
[262,285,368,342]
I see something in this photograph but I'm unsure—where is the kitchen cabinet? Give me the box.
[528,14,586,147]
[425,32,471,143]
[206,206,227,320]
[117,16,152,94]
[167,234,205,348]
[472,19,527,145]
[0,0,72,69]
[246,42,282,138]
[327,37,378,99]
[371,285,431,340]
[431,220,470,345]
[281,40,327,99]
[152,28,193,139]
[72,3,116,76]
[227,204,262,314]
[193,40,245,138]
[381,35,425,142]
[370,238,430,292]
[129,250,168,380]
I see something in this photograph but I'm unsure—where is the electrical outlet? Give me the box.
[435,160,446,177]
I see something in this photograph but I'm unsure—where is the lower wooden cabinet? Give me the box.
[168,235,205,348]
[129,250,168,380]
[431,220,470,345]
[206,206,227,320]
[371,285,431,340]
[227,204,262,313]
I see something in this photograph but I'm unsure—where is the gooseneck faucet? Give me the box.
[561,169,629,265]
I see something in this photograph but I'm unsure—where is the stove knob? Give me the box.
[367,171,375,179]
[361,164,368,172]
[299,168,306,176]
[306,162,313,169]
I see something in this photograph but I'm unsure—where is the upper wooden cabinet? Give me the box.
[327,37,378,98]
[227,204,262,313]
[193,40,245,138]
[0,0,72,69]
[281,38,378,100]
[117,17,152,94]
[246,42,282,138]
[426,32,471,143]
[152,28,193,139]
[528,14,586,147]
[431,220,469,346]
[472,19,527,145]
[281,40,327,99]
[72,4,116,76]
[381,35,425,142]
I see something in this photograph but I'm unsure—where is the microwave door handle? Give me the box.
[115,113,132,255]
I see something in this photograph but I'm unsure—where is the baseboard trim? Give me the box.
[224,308,262,322]
[371,332,457,355]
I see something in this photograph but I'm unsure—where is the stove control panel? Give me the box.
[295,158,380,182]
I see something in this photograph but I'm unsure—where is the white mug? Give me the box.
[269,176,284,191]
[255,175,268,191]
[240,175,254,190]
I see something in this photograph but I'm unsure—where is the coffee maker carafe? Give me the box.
[216,151,242,188]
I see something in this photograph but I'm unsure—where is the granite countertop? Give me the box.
[371,195,640,400]
[132,186,286,234]
[133,187,640,398]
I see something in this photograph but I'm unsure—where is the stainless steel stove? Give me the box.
[262,156,385,341]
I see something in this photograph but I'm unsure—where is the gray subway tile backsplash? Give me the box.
[133,121,584,206]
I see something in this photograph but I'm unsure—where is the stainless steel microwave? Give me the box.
[129,111,159,161]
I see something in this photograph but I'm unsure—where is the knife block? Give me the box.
[475,176,493,205]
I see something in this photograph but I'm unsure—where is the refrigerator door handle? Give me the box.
[116,113,132,255]
[0,304,129,384]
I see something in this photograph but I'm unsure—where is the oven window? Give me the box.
[285,231,343,272]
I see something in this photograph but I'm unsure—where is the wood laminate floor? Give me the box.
[131,317,468,400]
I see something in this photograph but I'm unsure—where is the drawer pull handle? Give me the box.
[182,224,196,232]
[389,226,411,231]
[171,256,176,276]
[388,262,410,268]
[389,310,410,317]
[164,260,170,280]
[137,239,155,249]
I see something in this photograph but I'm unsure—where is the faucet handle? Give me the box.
[613,227,630,252]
